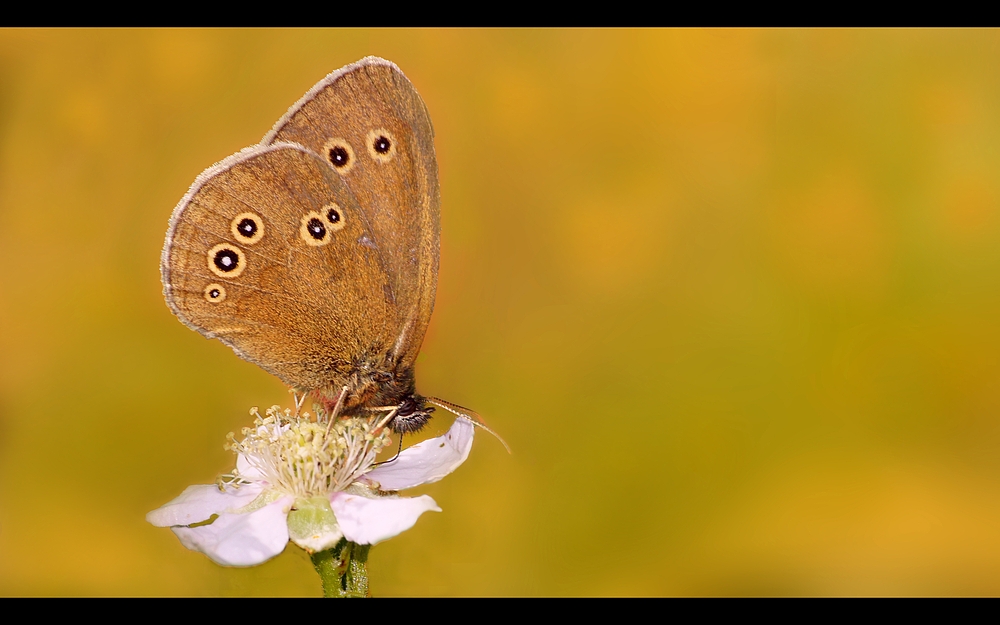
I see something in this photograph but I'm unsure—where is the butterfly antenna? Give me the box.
[426,397,511,454]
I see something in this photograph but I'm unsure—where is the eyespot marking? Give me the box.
[323,203,347,232]
[204,283,227,303]
[299,211,332,246]
[230,212,264,244]
[366,129,397,163]
[207,243,246,278]
[322,138,356,173]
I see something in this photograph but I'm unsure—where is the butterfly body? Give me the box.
[161,57,440,433]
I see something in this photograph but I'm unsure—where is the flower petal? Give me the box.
[331,492,441,545]
[146,483,262,527]
[171,495,294,567]
[366,417,475,490]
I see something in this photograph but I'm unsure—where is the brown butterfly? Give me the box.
[161,56,471,434]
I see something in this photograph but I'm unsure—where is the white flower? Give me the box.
[147,406,475,567]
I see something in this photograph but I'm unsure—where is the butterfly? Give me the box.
[161,56,473,434]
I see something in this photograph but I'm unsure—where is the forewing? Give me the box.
[161,143,397,391]
[263,56,440,370]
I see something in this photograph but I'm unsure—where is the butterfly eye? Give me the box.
[230,212,265,244]
[299,211,332,246]
[207,243,246,278]
[323,203,347,232]
[366,128,397,164]
[322,138,356,174]
[203,283,227,303]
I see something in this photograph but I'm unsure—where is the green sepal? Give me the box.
[287,496,343,553]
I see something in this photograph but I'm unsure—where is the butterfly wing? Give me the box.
[262,56,440,372]
[161,142,398,391]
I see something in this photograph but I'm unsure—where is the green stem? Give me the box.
[310,539,371,598]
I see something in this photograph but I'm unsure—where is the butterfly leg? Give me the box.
[374,435,404,466]
[372,405,400,431]
[292,390,307,416]
[323,386,350,435]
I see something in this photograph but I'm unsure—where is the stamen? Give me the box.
[226,404,393,499]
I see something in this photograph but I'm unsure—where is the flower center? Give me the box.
[226,406,393,498]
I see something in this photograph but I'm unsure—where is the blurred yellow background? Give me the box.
[2,28,1000,596]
